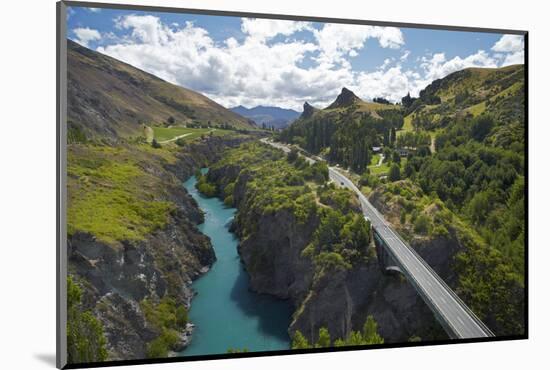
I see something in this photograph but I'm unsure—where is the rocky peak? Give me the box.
[301,102,317,119]
[327,87,361,109]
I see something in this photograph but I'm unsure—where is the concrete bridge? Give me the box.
[329,168,495,339]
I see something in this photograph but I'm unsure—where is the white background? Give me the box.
[0,0,546,368]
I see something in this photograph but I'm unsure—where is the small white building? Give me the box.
[397,148,410,157]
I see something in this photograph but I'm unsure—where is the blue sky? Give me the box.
[67,5,524,111]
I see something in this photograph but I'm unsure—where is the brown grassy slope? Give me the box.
[67,39,255,140]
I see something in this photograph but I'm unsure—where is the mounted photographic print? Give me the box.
[56,1,528,368]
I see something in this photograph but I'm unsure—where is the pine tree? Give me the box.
[315,327,331,348]
[362,315,384,344]
[291,330,311,349]
[389,164,401,182]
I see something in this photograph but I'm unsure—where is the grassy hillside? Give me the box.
[403,65,525,145]
[67,144,178,246]
[67,39,256,141]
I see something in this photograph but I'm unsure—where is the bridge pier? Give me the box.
[372,227,472,339]
[373,228,403,275]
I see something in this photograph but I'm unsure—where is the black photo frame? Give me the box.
[57,1,528,368]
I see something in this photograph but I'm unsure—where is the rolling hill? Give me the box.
[402,64,525,147]
[67,39,255,141]
[230,105,300,129]
[281,65,525,162]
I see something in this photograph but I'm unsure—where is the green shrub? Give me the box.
[287,148,299,162]
[196,176,217,197]
[399,212,407,225]
[291,330,310,349]
[176,306,188,328]
[287,173,305,186]
[291,316,384,350]
[227,347,249,353]
[151,139,162,148]
[141,297,188,359]
[223,182,235,197]
[224,195,234,206]
[315,327,331,348]
[432,224,449,238]
[146,330,179,358]
[413,214,431,234]
[67,276,108,364]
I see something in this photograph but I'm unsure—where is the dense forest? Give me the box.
[280,98,404,173]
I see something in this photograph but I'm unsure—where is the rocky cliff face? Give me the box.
[289,261,444,343]
[68,136,250,360]
[206,159,445,345]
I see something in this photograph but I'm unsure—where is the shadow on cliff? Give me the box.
[229,260,293,343]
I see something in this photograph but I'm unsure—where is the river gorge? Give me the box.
[181,170,293,355]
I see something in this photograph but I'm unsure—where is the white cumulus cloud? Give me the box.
[241,18,312,42]
[91,15,522,110]
[313,24,404,68]
[421,50,499,81]
[492,34,524,67]
[73,27,101,47]
[492,34,524,53]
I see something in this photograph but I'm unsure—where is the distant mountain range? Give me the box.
[230,105,301,129]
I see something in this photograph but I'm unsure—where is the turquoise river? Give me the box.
[181,170,292,356]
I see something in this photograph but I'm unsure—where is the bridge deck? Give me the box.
[329,169,494,339]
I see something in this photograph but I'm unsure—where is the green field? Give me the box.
[465,101,486,116]
[369,163,390,176]
[367,156,407,177]
[153,127,231,143]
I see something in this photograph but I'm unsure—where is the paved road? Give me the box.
[260,138,494,339]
